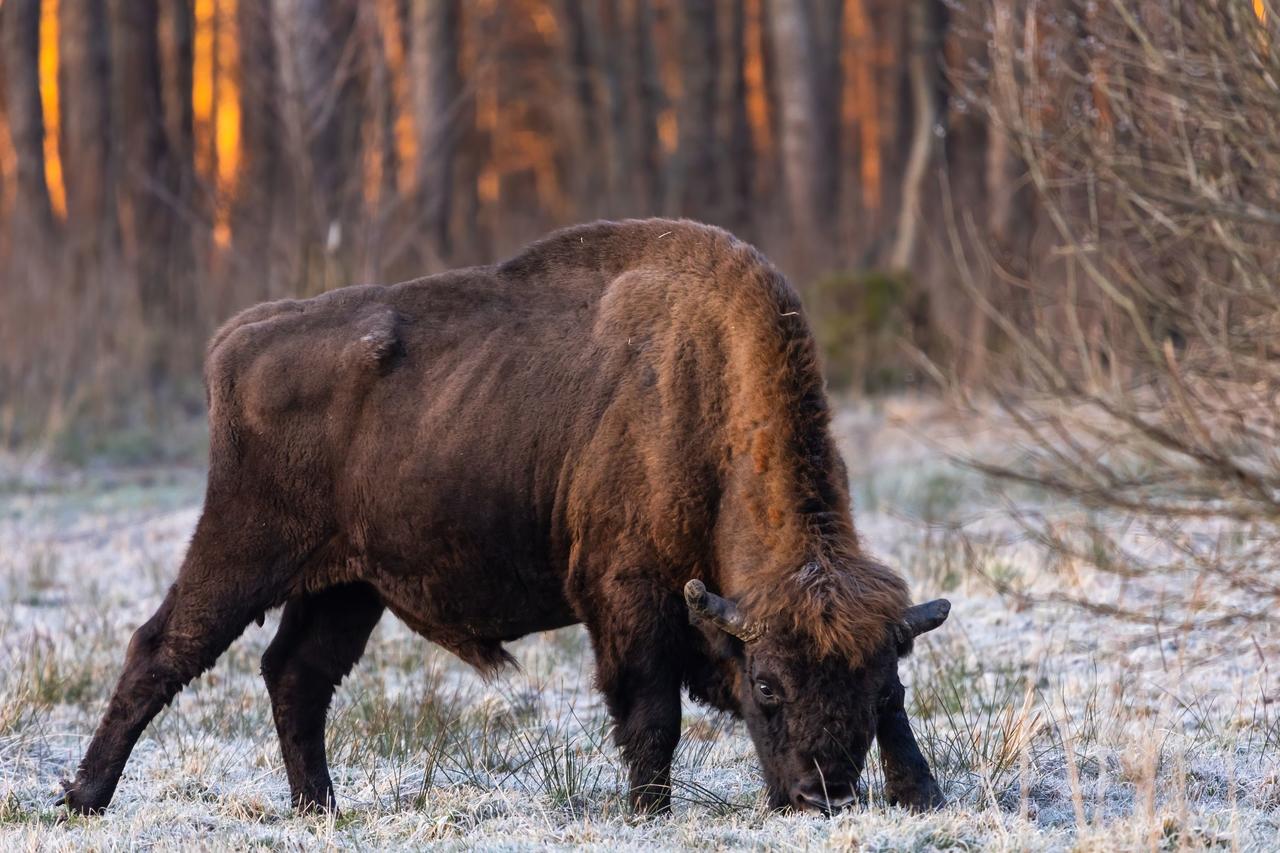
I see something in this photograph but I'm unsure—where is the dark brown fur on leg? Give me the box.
[57,589,181,814]
[588,587,683,816]
[619,707,680,815]
[261,583,384,813]
[58,525,284,815]
[877,679,945,811]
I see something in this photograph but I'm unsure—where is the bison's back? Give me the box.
[205,217,783,486]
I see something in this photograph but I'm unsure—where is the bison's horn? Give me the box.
[903,599,951,637]
[684,579,764,643]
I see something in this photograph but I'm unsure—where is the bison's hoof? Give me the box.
[293,789,339,816]
[628,786,673,819]
[886,777,946,812]
[53,779,110,817]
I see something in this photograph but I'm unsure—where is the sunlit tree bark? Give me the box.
[1,0,55,237]
[112,0,185,336]
[59,0,114,259]
[597,0,631,215]
[766,0,823,248]
[676,0,717,220]
[157,0,195,297]
[409,0,461,264]
[273,0,362,274]
[721,0,752,235]
[0,63,8,231]
[158,0,193,201]
[554,0,598,216]
[629,0,663,212]
[355,0,397,279]
[235,0,283,291]
[810,0,843,221]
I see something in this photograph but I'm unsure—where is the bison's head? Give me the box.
[684,578,948,814]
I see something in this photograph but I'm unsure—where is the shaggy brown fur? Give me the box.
[58,219,944,818]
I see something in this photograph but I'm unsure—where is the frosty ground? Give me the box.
[1,401,1277,850]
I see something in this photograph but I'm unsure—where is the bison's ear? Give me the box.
[895,599,951,656]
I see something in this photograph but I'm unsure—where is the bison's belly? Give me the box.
[349,486,579,645]
[367,550,579,643]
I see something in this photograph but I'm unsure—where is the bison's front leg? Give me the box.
[615,687,681,816]
[261,583,384,813]
[876,677,945,811]
[588,588,683,815]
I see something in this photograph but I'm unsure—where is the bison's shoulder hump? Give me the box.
[496,218,751,282]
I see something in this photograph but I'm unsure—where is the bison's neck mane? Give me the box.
[705,239,909,666]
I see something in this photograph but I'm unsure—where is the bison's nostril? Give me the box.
[791,783,857,815]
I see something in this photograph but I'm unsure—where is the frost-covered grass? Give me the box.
[1,402,1278,850]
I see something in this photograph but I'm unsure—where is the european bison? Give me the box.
[60,219,949,816]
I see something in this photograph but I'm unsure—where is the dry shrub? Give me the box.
[959,0,1280,628]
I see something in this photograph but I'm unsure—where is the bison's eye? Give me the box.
[755,679,781,706]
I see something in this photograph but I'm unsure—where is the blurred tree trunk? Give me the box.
[312,0,362,242]
[1,0,55,239]
[611,0,642,212]
[555,0,599,216]
[556,0,631,217]
[157,0,192,195]
[677,0,718,221]
[984,0,1032,274]
[630,0,663,212]
[888,0,945,271]
[410,0,461,264]
[0,61,7,239]
[721,0,752,236]
[452,1,484,263]
[743,0,780,212]
[271,0,309,284]
[273,0,363,292]
[112,0,185,338]
[157,0,196,322]
[236,0,284,293]
[357,0,397,279]
[867,0,907,227]
[596,0,630,215]
[59,0,115,265]
[766,0,823,251]
[810,0,843,221]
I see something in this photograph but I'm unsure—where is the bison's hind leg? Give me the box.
[58,516,299,815]
[261,582,384,813]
